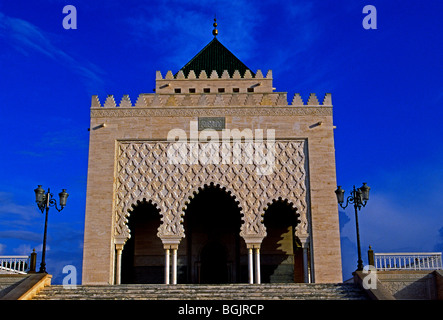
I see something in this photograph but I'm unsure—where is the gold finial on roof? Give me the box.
[212,17,218,37]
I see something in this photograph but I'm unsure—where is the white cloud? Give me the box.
[0,11,105,93]
[13,244,32,255]
[0,230,41,242]
[0,192,36,222]
[124,0,262,69]
[121,0,341,83]
[16,127,89,158]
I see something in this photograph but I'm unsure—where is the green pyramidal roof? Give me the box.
[179,38,254,78]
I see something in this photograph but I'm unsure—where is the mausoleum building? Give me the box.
[82,24,342,285]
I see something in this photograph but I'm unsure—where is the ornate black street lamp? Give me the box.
[335,183,370,271]
[34,185,69,273]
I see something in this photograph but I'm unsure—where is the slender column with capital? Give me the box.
[302,246,309,283]
[165,248,170,284]
[248,247,254,284]
[254,247,261,284]
[172,248,177,285]
[115,243,124,285]
[162,240,181,285]
[298,236,310,283]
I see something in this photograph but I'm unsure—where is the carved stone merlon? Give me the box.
[291,93,304,106]
[90,91,334,113]
[307,93,319,106]
[322,93,332,106]
[104,94,116,108]
[119,94,132,108]
[91,95,101,108]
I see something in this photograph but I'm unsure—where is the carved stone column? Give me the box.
[115,242,125,285]
[162,238,180,285]
[248,247,254,284]
[172,247,178,285]
[298,235,310,283]
[164,248,170,284]
[255,247,261,284]
[246,242,262,284]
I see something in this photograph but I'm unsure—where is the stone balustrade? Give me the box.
[0,256,30,274]
[373,252,442,271]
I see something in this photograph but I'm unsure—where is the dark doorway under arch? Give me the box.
[261,199,303,283]
[200,241,229,283]
[182,184,245,284]
[121,200,162,284]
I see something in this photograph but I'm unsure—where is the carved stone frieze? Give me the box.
[92,106,332,118]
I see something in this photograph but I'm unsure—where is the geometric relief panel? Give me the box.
[114,140,308,245]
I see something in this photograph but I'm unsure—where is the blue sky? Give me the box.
[0,0,442,284]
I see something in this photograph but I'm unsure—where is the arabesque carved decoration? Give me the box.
[114,139,309,245]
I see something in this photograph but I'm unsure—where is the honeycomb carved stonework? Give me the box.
[114,139,309,245]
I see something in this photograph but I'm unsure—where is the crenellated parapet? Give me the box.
[290,93,332,106]
[91,69,332,118]
[91,92,332,109]
[157,69,271,80]
[155,69,274,94]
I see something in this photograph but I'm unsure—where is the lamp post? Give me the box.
[34,185,68,273]
[335,183,370,271]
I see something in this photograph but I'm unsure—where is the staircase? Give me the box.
[0,275,28,298]
[33,283,368,300]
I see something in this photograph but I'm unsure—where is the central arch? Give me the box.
[180,183,245,283]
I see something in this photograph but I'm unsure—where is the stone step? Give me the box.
[0,275,29,298]
[33,283,368,300]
